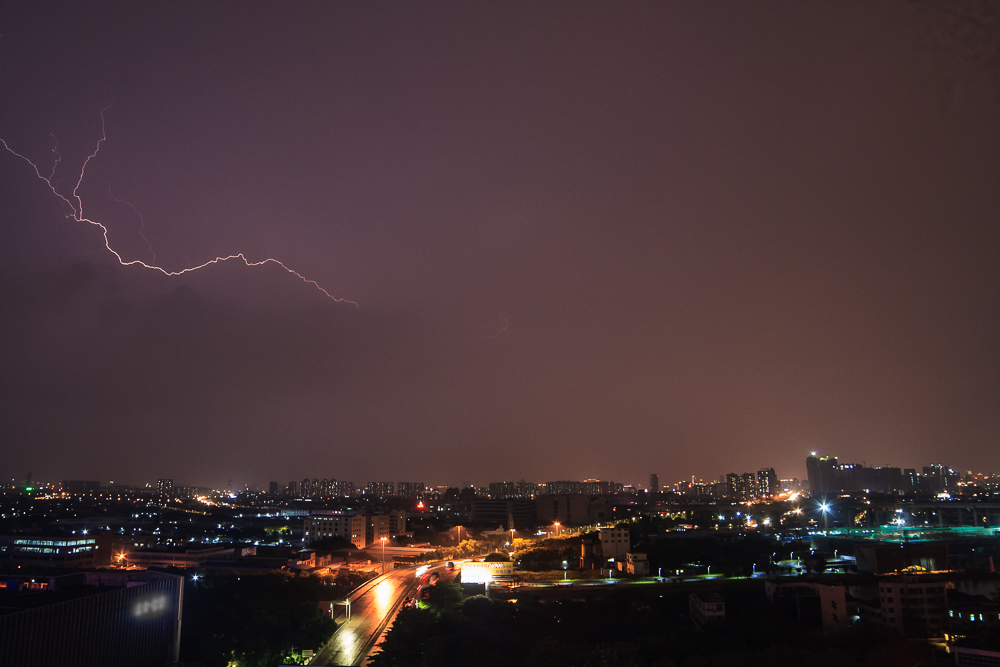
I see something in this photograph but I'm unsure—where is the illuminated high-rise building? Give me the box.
[365,481,394,499]
[331,480,355,497]
[156,479,173,498]
[755,468,778,499]
[725,473,755,502]
[396,482,424,500]
[806,453,837,497]
[487,481,537,499]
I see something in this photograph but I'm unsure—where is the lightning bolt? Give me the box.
[486,318,509,339]
[106,181,156,262]
[450,317,509,343]
[2,108,357,307]
[47,132,61,181]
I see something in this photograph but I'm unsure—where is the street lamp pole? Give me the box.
[381,537,386,566]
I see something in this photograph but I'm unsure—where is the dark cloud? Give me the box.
[1,1,999,488]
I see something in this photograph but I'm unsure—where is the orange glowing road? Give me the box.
[310,564,458,666]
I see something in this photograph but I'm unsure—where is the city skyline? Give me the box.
[5,450,991,493]
[7,449,996,496]
[2,2,999,489]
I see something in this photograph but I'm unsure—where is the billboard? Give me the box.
[460,561,514,584]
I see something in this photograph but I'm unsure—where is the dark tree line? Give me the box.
[172,572,337,667]
[637,533,782,578]
[370,582,933,667]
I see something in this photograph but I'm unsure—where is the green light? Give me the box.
[25,487,34,492]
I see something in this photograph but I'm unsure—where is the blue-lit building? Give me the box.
[0,533,110,568]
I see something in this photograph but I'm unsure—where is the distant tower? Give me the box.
[650,474,659,495]
[268,481,279,496]
[806,452,837,497]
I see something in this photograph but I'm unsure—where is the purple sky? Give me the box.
[1,1,998,490]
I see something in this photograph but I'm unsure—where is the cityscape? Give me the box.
[3,1,1000,667]
[3,452,1000,665]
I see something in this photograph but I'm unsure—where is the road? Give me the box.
[310,563,457,667]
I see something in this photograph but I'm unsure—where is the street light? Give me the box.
[819,502,831,532]
[380,537,387,565]
[332,598,351,620]
[553,521,560,536]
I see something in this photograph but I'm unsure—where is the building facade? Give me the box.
[365,514,391,548]
[765,581,848,635]
[599,525,630,562]
[487,481,538,499]
[396,482,424,500]
[0,571,183,667]
[0,533,106,568]
[365,482,394,499]
[303,513,366,549]
[535,494,613,527]
[388,509,407,537]
[625,552,649,575]
[471,499,537,529]
[690,593,725,627]
[127,545,239,569]
[156,479,173,498]
[756,468,778,499]
[878,576,950,630]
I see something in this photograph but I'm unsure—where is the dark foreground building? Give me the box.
[0,570,183,667]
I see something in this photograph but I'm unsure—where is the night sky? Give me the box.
[1,1,998,490]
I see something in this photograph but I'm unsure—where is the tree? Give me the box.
[423,581,464,613]
[179,573,336,667]
[803,552,827,575]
